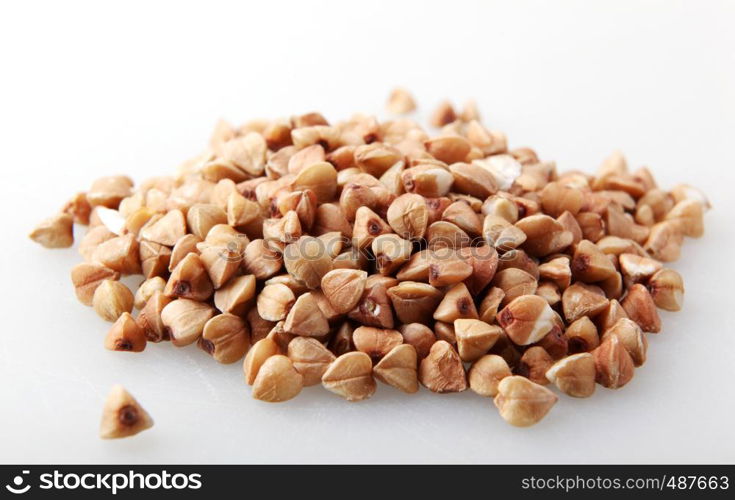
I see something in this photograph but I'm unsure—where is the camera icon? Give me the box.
[5,471,31,494]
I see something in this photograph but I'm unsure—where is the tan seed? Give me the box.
[322,351,376,402]
[419,340,467,393]
[592,334,635,389]
[647,268,684,311]
[468,354,512,397]
[373,344,419,393]
[93,280,134,322]
[287,337,336,386]
[494,376,558,427]
[545,353,596,398]
[199,313,250,364]
[454,319,502,362]
[283,292,330,337]
[104,312,147,352]
[252,355,303,402]
[160,298,214,347]
[99,385,153,439]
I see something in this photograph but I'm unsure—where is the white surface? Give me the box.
[1,0,734,464]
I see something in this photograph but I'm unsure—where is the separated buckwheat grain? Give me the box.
[31,91,709,428]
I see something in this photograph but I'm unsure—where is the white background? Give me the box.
[1,0,733,464]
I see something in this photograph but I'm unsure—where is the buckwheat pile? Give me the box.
[30,89,709,432]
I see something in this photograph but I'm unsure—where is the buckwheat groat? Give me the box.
[30,93,709,428]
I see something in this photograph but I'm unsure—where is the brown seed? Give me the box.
[257,284,296,322]
[430,100,457,127]
[596,298,629,333]
[243,239,283,280]
[78,225,116,261]
[483,215,526,250]
[428,251,473,287]
[466,121,507,155]
[283,292,330,337]
[160,298,214,346]
[322,351,376,402]
[386,87,416,114]
[164,253,213,301]
[538,257,572,290]
[199,313,250,364]
[602,317,647,367]
[497,295,558,346]
[136,291,172,342]
[29,213,74,248]
[557,210,583,244]
[353,143,403,177]
[352,326,403,359]
[458,245,498,295]
[70,263,120,306]
[516,346,554,385]
[104,312,147,352]
[449,162,499,199]
[88,176,133,208]
[372,234,412,275]
[492,268,538,306]
[252,355,303,403]
[670,183,711,209]
[621,283,661,333]
[213,274,256,316]
[139,209,186,246]
[220,133,266,176]
[287,337,336,386]
[321,268,367,314]
[433,321,455,345]
[454,319,502,362]
[93,280,134,322]
[647,268,684,311]
[168,234,201,272]
[592,334,635,389]
[419,340,467,393]
[565,316,600,353]
[545,353,596,398]
[62,191,92,225]
[313,203,353,238]
[424,136,471,164]
[482,195,518,222]
[283,236,333,288]
[243,337,280,385]
[494,376,558,427]
[571,240,617,282]
[644,220,683,262]
[99,385,153,439]
[539,182,584,217]
[478,287,505,323]
[138,241,170,279]
[398,323,436,360]
[134,276,166,310]
[386,193,429,240]
[665,199,704,238]
[353,206,393,250]
[433,283,479,323]
[387,281,442,324]
[576,212,606,242]
[468,354,511,397]
[616,254,661,285]
[348,281,395,328]
[562,282,609,323]
[92,234,141,275]
[515,214,573,257]
[373,344,419,393]
[402,164,454,198]
[291,161,338,203]
[263,211,302,248]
